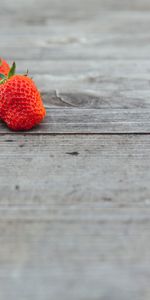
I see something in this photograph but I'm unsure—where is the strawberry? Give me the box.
[0,62,46,131]
[0,58,10,76]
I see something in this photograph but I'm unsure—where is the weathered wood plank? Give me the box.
[2,0,150,15]
[0,221,149,300]
[1,32,150,48]
[0,60,146,110]
[2,39,150,60]
[1,1,150,30]
[41,90,150,109]
[7,59,150,109]
[15,59,150,77]
[1,12,150,57]
[0,134,150,206]
[0,134,150,299]
[14,60,150,108]
[0,109,150,134]
[0,222,150,300]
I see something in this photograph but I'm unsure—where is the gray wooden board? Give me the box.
[0,134,150,207]
[3,34,150,60]
[1,109,150,134]
[0,134,150,300]
[1,0,150,299]
[15,60,150,109]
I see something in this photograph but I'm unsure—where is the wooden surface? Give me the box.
[1,0,150,299]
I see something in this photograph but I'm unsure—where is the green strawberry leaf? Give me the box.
[0,59,2,66]
[8,62,16,79]
[0,79,7,85]
[0,73,6,80]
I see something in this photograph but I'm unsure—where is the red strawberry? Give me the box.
[0,62,46,131]
[0,58,10,76]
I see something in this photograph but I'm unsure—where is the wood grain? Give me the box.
[0,134,150,207]
[0,134,150,300]
[1,108,150,134]
[2,32,150,60]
